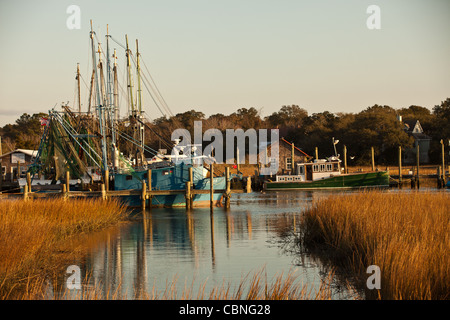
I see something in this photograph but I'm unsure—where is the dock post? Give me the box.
[101,183,106,200]
[185,181,191,210]
[246,176,252,193]
[141,181,147,211]
[188,167,194,209]
[291,143,295,175]
[343,145,347,174]
[26,172,32,194]
[371,147,375,172]
[416,144,420,189]
[210,163,214,210]
[441,140,446,185]
[315,147,318,160]
[398,146,402,188]
[62,184,67,201]
[66,170,70,193]
[105,169,109,191]
[23,184,28,201]
[437,167,442,188]
[225,166,231,209]
[147,169,152,209]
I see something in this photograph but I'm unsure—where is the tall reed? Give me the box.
[0,198,128,299]
[299,191,449,300]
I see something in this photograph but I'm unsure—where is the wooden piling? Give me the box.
[398,146,402,188]
[188,167,194,209]
[441,140,446,185]
[225,166,231,209]
[62,183,67,200]
[210,163,214,209]
[343,145,347,174]
[437,167,442,188]
[291,143,295,174]
[23,184,28,201]
[101,183,106,200]
[371,147,375,171]
[105,169,109,191]
[66,171,70,193]
[26,172,32,193]
[141,181,147,211]
[246,176,252,193]
[185,181,191,210]
[416,144,420,189]
[147,169,152,208]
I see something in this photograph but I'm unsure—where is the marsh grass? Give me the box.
[298,191,449,300]
[46,267,336,300]
[0,198,128,299]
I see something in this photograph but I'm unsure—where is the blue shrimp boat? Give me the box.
[114,163,226,207]
[28,23,229,208]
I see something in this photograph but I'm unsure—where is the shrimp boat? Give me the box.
[264,138,389,191]
[264,158,389,190]
[29,22,226,207]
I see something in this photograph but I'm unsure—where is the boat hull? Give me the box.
[264,171,390,190]
[113,164,226,207]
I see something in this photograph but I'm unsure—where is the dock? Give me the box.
[0,166,253,211]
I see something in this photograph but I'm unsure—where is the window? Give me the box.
[286,157,292,170]
[313,164,319,172]
[326,164,332,171]
[126,175,133,181]
[320,164,326,172]
[298,165,304,175]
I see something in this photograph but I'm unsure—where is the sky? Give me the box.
[0,0,449,126]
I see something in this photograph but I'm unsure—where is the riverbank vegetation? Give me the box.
[298,191,449,300]
[2,98,449,165]
[0,198,128,299]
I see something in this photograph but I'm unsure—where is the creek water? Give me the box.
[60,190,383,299]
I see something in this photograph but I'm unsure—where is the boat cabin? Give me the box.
[275,159,341,182]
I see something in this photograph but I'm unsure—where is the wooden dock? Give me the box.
[0,165,253,211]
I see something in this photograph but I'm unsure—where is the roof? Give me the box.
[280,138,311,157]
[0,149,38,158]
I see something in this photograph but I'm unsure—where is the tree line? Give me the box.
[1,98,449,165]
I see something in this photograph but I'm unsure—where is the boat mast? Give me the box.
[113,49,119,122]
[90,20,108,171]
[112,48,120,169]
[105,25,118,169]
[76,63,81,115]
[125,35,136,118]
[136,39,145,155]
[106,25,115,146]
[87,69,95,116]
[125,34,138,162]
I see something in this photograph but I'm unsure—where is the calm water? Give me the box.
[60,188,441,299]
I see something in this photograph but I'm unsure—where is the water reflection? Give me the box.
[60,191,357,299]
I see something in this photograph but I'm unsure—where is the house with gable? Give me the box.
[401,119,431,164]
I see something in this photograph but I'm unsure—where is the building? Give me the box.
[0,149,38,182]
[401,120,431,164]
[259,137,311,175]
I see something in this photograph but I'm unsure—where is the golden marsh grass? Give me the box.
[299,191,449,300]
[0,198,128,299]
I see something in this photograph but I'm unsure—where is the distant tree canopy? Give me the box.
[1,98,449,165]
[0,112,47,153]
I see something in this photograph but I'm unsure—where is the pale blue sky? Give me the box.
[0,0,449,126]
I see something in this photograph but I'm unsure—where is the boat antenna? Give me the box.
[332,137,340,158]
